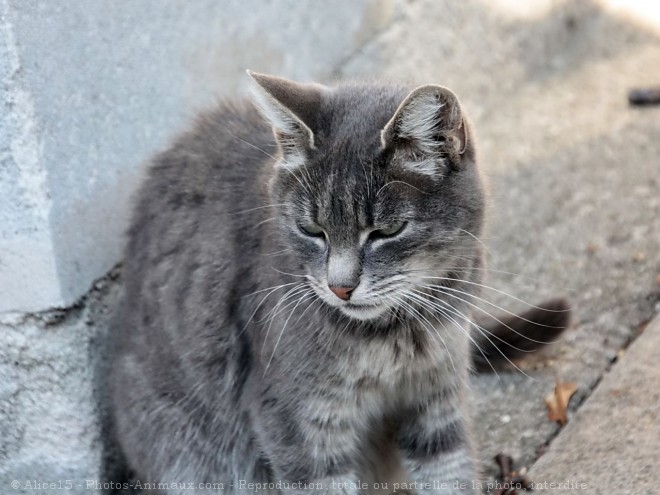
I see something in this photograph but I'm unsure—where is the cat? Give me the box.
[109,72,570,494]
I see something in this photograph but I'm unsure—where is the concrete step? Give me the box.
[529,316,660,493]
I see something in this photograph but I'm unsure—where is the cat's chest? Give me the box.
[338,325,461,399]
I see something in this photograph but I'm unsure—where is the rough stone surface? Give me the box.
[1,0,59,313]
[0,269,123,493]
[0,0,399,313]
[529,316,660,493]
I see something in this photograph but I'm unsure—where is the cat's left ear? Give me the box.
[247,70,325,156]
[381,85,468,170]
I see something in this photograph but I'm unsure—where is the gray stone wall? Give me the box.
[0,1,398,490]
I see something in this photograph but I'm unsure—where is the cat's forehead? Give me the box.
[303,153,403,232]
[311,177,377,237]
[296,86,416,227]
[317,84,409,145]
[306,84,410,180]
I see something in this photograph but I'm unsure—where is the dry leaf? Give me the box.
[544,380,577,426]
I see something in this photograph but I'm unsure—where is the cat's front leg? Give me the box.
[397,400,478,494]
[251,397,364,495]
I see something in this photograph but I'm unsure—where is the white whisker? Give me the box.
[414,275,571,313]
[271,268,309,279]
[265,288,315,373]
[230,203,291,215]
[420,284,566,341]
[376,180,429,198]
[458,228,492,256]
[261,284,309,353]
[392,294,457,375]
[407,288,534,379]
[226,130,278,160]
[402,289,499,378]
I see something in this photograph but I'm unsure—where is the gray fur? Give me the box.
[110,74,487,494]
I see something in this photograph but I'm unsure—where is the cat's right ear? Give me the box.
[381,85,468,174]
[247,71,324,165]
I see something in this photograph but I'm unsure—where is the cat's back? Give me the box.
[116,99,275,357]
[109,101,278,482]
[130,100,274,242]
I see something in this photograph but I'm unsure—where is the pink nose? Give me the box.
[329,286,354,301]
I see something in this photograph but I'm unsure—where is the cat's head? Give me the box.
[249,71,485,322]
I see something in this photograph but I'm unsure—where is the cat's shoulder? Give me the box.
[126,98,273,241]
[139,98,273,187]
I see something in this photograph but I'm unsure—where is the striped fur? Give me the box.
[111,74,496,494]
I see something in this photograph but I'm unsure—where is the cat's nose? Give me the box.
[329,285,355,301]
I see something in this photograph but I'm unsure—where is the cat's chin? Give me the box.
[338,303,389,321]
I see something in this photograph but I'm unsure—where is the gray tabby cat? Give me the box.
[110,72,569,494]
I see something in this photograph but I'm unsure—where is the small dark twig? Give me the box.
[628,86,660,106]
[492,453,534,494]
[494,453,513,477]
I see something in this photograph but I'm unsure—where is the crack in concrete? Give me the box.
[0,264,121,326]
[329,1,409,79]
[529,305,658,470]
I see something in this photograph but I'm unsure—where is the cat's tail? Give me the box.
[471,298,572,371]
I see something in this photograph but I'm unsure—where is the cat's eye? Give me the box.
[370,221,407,240]
[298,222,325,238]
